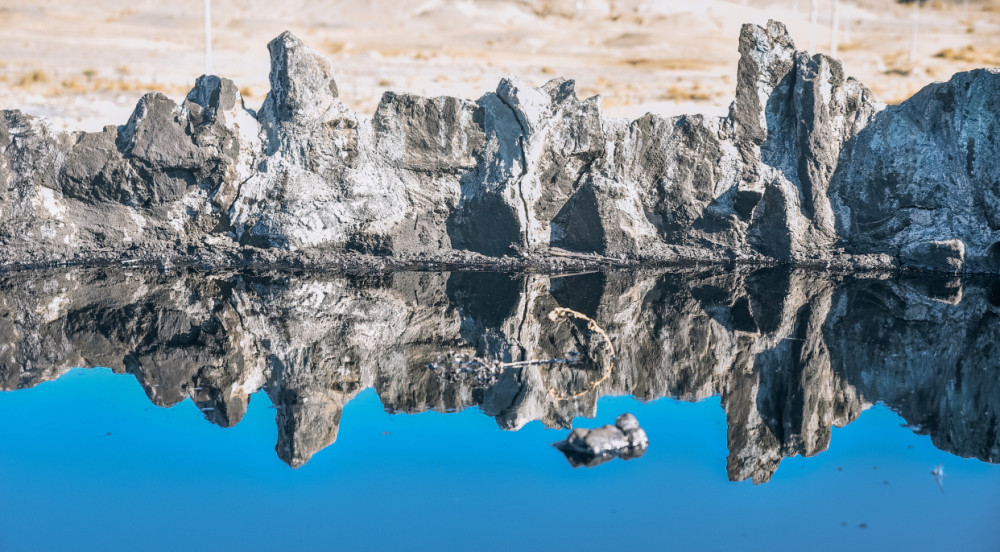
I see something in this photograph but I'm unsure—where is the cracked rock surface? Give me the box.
[2,20,1000,273]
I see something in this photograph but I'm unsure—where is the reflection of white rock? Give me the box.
[554,413,649,467]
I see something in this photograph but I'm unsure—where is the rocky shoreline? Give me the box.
[2,20,999,273]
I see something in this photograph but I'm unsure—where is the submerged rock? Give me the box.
[2,21,1000,272]
[554,413,649,467]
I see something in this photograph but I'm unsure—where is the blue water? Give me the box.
[0,368,996,551]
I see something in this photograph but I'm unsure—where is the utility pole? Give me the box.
[809,0,818,51]
[204,0,213,75]
[844,0,851,43]
[909,0,919,63]
[831,0,840,57]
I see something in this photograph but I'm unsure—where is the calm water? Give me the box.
[0,267,997,551]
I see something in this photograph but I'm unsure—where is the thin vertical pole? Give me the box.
[809,0,818,51]
[204,0,213,75]
[844,0,851,43]
[831,0,840,57]
[909,0,919,63]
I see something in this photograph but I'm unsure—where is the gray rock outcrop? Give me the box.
[2,20,1000,272]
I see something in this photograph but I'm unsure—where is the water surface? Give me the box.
[0,267,997,550]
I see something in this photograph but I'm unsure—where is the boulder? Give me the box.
[554,413,649,467]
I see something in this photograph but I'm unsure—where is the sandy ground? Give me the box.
[1,0,999,132]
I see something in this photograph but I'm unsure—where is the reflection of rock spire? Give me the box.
[273,387,353,468]
[721,273,864,483]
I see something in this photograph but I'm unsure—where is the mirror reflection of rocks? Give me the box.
[0,267,997,482]
[1,21,999,273]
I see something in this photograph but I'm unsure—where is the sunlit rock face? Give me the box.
[0,267,997,479]
[0,77,257,265]
[2,21,999,272]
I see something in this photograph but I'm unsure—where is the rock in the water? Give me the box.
[554,413,649,467]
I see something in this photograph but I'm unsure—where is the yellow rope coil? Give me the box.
[546,307,615,401]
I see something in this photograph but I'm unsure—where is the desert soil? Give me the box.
[1,0,999,132]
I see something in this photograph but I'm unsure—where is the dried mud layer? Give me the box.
[1,20,999,273]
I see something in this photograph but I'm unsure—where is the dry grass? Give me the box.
[322,40,346,55]
[869,81,924,106]
[578,86,601,100]
[661,80,714,102]
[14,73,187,97]
[104,8,136,23]
[59,78,89,93]
[17,70,51,87]
[622,58,716,71]
[604,32,656,48]
[934,45,1000,66]
[835,41,865,52]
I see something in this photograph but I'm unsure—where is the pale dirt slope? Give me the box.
[1,0,999,131]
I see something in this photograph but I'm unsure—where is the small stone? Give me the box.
[554,413,648,468]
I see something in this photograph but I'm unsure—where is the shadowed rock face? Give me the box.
[2,20,999,272]
[0,267,997,481]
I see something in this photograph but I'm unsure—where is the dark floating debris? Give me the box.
[554,413,649,468]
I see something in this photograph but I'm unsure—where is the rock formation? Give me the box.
[554,413,649,467]
[2,17,999,482]
[2,20,999,272]
[0,266,997,481]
